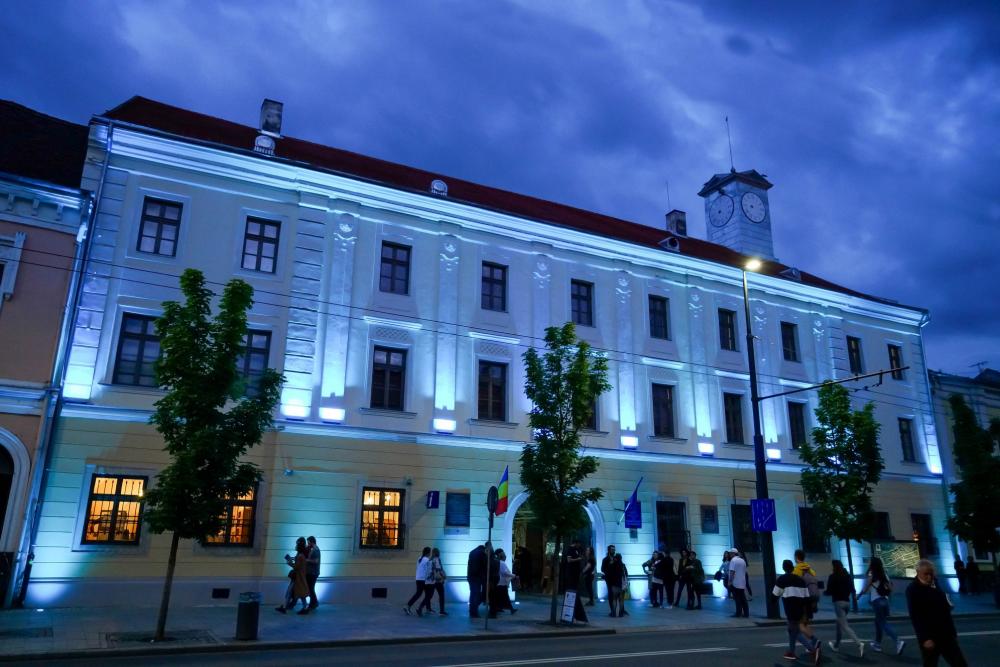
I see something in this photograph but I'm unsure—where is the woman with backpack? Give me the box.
[826,559,864,657]
[860,557,905,655]
[421,547,448,615]
[404,546,432,616]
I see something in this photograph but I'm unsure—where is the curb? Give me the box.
[0,626,617,663]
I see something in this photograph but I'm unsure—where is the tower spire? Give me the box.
[725,115,735,173]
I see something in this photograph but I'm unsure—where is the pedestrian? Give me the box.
[490,548,518,615]
[907,559,968,667]
[606,553,627,617]
[964,558,979,595]
[773,559,822,664]
[717,550,732,598]
[404,546,432,616]
[728,548,750,618]
[643,550,663,608]
[486,544,502,619]
[467,542,488,618]
[519,546,534,592]
[660,549,676,608]
[793,549,821,618]
[582,546,597,605]
[686,550,704,609]
[859,556,905,655]
[953,558,966,595]
[426,547,448,615]
[563,539,588,622]
[276,537,310,614]
[676,548,690,608]
[600,545,617,616]
[305,536,321,610]
[826,559,864,657]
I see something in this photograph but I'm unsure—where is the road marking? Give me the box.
[430,647,737,667]
[763,629,1000,647]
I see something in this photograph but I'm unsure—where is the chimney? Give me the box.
[254,99,283,155]
[665,209,687,237]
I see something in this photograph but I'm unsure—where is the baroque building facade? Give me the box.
[18,97,951,607]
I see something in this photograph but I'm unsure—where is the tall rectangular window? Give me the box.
[241,217,280,273]
[731,504,761,552]
[82,475,147,545]
[481,262,507,312]
[648,295,670,340]
[888,344,905,380]
[239,330,271,397]
[788,402,808,449]
[571,280,594,326]
[370,346,406,410]
[718,309,738,351]
[799,506,830,553]
[379,242,411,295]
[584,397,598,430]
[360,487,404,549]
[655,501,688,552]
[847,336,864,374]
[203,488,257,547]
[899,417,917,462]
[136,197,181,256]
[478,361,507,421]
[781,321,800,362]
[873,511,893,540]
[651,383,675,438]
[113,314,160,387]
[911,513,938,556]
[723,392,745,444]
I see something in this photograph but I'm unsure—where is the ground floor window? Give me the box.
[361,487,404,549]
[731,504,761,552]
[798,506,830,553]
[656,500,689,552]
[203,488,257,546]
[82,475,147,544]
[911,512,938,556]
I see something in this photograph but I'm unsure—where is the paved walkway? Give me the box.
[0,583,996,660]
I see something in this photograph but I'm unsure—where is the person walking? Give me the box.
[907,559,968,667]
[605,553,627,617]
[305,536,321,610]
[643,550,663,608]
[860,556,905,655]
[660,550,676,608]
[965,558,980,595]
[467,542,488,618]
[600,545,617,616]
[686,550,704,609]
[826,559,864,657]
[423,547,448,615]
[490,548,518,615]
[404,546,432,616]
[582,546,597,606]
[728,548,750,618]
[276,537,310,614]
[717,550,732,598]
[953,558,966,595]
[773,559,822,664]
[675,548,690,609]
[793,549,821,618]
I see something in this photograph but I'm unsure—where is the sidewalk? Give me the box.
[1,584,997,661]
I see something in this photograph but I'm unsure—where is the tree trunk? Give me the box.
[845,538,858,612]
[549,532,563,624]
[154,532,181,641]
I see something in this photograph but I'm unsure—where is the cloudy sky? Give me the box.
[3,0,998,375]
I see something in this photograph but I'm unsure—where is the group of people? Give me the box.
[953,556,982,595]
[403,546,449,616]
[275,536,321,614]
[641,547,706,610]
[463,542,519,619]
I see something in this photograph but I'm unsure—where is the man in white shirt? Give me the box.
[728,548,750,618]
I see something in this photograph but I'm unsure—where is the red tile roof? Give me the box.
[102,96,920,312]
[0,100,89,189]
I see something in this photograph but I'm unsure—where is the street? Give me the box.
[24,616,999,666]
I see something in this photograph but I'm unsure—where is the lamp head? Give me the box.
[744,258,762,272]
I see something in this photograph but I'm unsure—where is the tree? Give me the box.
[945,394,1000,574]
[520,322,611,623]
[798,383,883,609]
[144,269,282,641]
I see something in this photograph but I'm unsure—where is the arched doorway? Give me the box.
[0,427,31,607]
[0,447,12,543]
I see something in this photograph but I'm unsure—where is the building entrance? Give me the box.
[511,498,594,595]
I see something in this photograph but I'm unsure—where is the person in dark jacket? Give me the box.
[643,550,663,607]
[660,550,676,608]
[676,548,690,607]
[953,558,966,595]
[825,559,863,657]
[964,558,980,595]
[600,545,617,615]
[907,560,968,667]
[467,542,489,618]
[582,546,597,605]
[773,559,821,663]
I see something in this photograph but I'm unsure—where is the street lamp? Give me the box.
[742,258,781,619]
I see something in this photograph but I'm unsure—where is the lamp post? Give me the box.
[742,259,781,619]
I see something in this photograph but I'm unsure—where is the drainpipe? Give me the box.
[11,120,115,607]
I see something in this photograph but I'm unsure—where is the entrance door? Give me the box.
[656,501,689,553]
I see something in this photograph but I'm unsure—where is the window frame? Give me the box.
[731,504,761,552]
[648,295,671,340]
[583,396,599,431]
[780,321,800,362]
[651,383,676,438]
[888,344,905,380]
[359,486,406,550]
[570,279,594,327]
[135,197,182,257]
[910,512,938,556]
[481,262,508,312]
[81,474,148,546]
[723,392,745,444]
[477,360,508,422]
[718,308,738,351]
[898,417,917,462]
[370,346,407,411]
[787,401,808,450]
[238,329,272,398]
[112,313,161,387]
[798,506,830,554]
[202,487,258,547]
[846,336,865,374]
[379,241,411,295]
[241,217,281,273]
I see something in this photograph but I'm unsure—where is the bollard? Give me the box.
[235,591,262,640]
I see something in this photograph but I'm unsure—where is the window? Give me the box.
[481,262,507,311]
[781,321,800,362]
[911,513,938,556]
[113,314,160,387]
[656,501,688,552]
[583,397,598,430]
[379,242,411,295]
[888,344,905,380]
[571,280,594,326]
[648,295,670,340]
[241,217,280,273]
[718,308,738,351]
[899,418,917,462]
[239,330,271,397]
[370,346,406,410]
[136,197,181,256]
[445,492,471,528]
[723,392,745,444]
[873,511,893,541]
[360,487,404,549]
[203,488,257,546]
[478,361,507,421]
[798,506,830,553]
[700,505,719,534]
[82,475,147,545]
[847,336,864,374]
[788,402,808,449]
[651,383,675,438]
[731,504,761,552]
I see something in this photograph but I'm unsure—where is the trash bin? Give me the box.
[235,591,261,640]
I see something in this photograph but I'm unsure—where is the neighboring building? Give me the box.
[22,96,950,607]
[0,101,90,605]
[930,368,1000,563]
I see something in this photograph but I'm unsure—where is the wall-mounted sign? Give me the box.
[624,499,642,529]
[751,498,777,532]
[426,490,439,509]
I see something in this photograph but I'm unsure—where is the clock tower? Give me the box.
[698,168,776,261]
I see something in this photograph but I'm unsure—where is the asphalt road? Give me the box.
[27,616,1000,666]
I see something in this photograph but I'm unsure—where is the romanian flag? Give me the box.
[495,466,509,516]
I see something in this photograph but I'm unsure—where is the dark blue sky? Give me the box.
[3,1,998,375]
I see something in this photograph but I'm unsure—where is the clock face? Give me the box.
[741,192,766,223]
[708,195,734,227]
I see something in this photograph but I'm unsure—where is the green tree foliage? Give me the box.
[144,269,282,640]
[520,322,611,623]
[799,383,883,602]
[945,394,1000,565]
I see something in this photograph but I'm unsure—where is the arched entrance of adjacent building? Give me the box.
[0,427,31,607]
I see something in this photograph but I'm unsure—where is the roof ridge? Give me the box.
[0,99,86,130]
